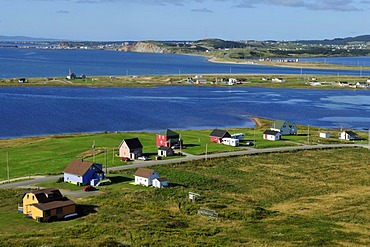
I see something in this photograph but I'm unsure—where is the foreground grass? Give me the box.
[0,147,369,246]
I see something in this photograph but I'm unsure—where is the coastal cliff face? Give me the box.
[118,41,172,53]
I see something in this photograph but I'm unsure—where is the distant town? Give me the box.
[1,34,370,60]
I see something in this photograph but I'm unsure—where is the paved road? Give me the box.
[0,143,368,189]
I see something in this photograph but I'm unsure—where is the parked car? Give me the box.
[171,144,181,149]
[82,185,96,191]
[121,157,130,162]
[138,156,149,161]
[246,141,254,146]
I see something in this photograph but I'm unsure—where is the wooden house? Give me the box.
[158,146,175,157]
[339,131,359,141]
[64,160,107,186]
[134,168,160,187]
[271,120,297,135]
[263,130,282,141]
[156,129,182,148]
[20,188,76,222]
[119,138,143,159]
[152,177,169,188]
[210,129,231,143]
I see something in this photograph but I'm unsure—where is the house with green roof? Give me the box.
[156,129,182,148]
[270,120,297,135]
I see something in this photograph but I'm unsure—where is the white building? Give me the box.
[319,132,330,138]
[263,130,282,141]
[221,138,239,146]
[134,168,160,187]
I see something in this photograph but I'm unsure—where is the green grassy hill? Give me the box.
[0,147,369,246]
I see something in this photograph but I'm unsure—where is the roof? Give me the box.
[64,160,103,176]
[272,120,295,129]
[263,130,281,135]
[154,177,168,182]
[134,168,156,178]
[33,199,76,211]
[23,188,63,203]
[158,146,173,151]
[210,129,231,138]
[159,129,179,138]
[119,138,143,149]
[344,130,358,136]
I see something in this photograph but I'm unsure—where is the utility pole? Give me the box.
[92,140,96,162]
[205,144,208,161]
[6,150,9,181]
[112,147,115,164]
[307,125,310,143]
[105,148,107,174]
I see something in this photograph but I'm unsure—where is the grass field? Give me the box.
[1,74,370,89]
[0,147,369,246]
[0,120,366,181]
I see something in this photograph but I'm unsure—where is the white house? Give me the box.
[263,130,282,141]
[271,120,297,135]
[339,131,359,141]
[152,177,169,188]
[134,168,160,187]
[272,77,286,83]
[319,132,330,138]
[221,138,239,147]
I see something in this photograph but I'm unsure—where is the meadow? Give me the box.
[1,74,369,89]
[0,147,369,246]
[0,118,366,181]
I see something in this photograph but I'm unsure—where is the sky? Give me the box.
[1,0,370,41]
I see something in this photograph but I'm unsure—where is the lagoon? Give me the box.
[0,86,369,139]
[1,48,370,78]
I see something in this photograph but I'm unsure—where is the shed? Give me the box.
[319,131,330,138]
[263,130,282,141]
[152,177,169,188]
[158,146,175,157]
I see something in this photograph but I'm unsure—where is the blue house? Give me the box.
[64,160,107,186]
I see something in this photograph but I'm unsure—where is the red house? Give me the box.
[209,129,231,143]
[156,129,182,148]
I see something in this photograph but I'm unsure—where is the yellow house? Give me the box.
[21,188,76,222]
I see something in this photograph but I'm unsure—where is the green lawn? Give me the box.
[0,124,367,180]
[0,147,369,246]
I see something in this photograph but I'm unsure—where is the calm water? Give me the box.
[0,86,369,139]
[1,48,370,78]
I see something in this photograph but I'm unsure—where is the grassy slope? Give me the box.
[0,147,369,246]
[1,122,367,180]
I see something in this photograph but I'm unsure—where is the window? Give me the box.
[32,196,35,200]
[45,210,51,217]
[27,195,29,199]
[56,207,63,215]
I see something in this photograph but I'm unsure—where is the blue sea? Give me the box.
[0,86,369,139]
[1,48,370,78]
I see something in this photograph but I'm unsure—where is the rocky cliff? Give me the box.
[118,41,172,53]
